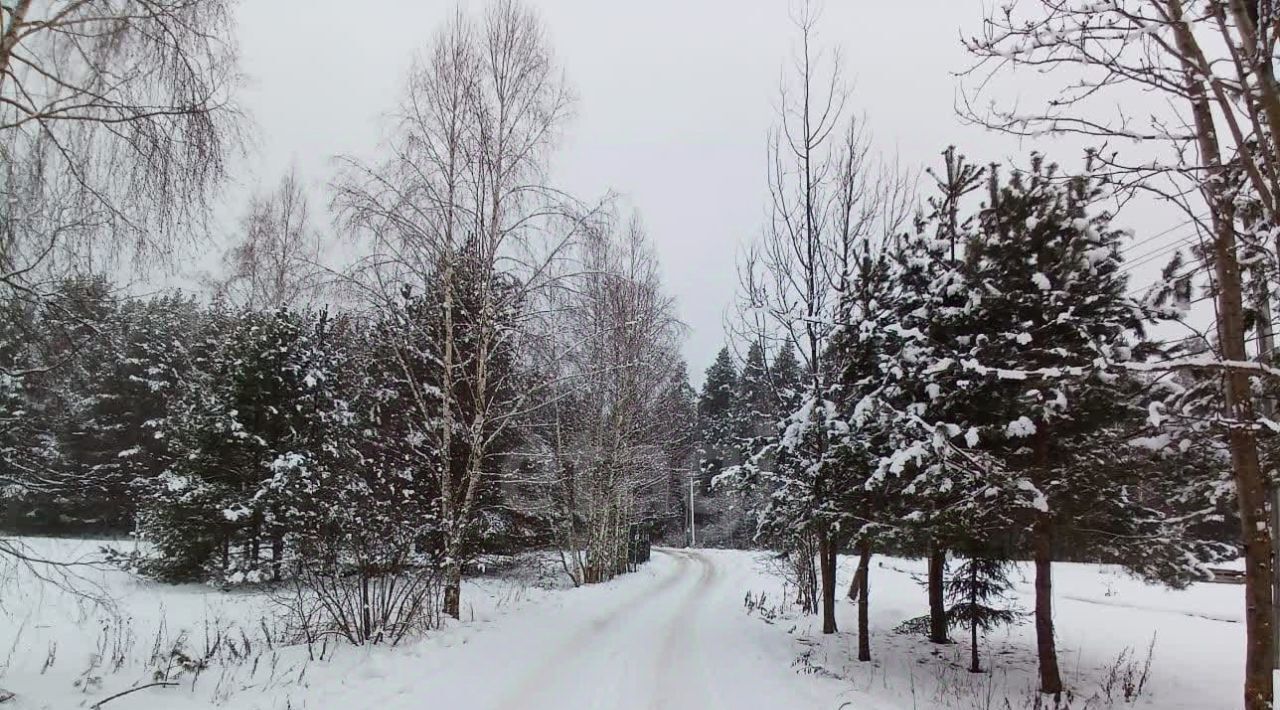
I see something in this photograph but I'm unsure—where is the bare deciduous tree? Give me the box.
[546,212,683,584]
[212,169,324,310]
[333,0,580,619]
[0,0,244,278]
[735,0,912,637]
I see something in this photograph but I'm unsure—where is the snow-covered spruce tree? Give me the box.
[138,306,347,583]
[736,341,775,448]
[658,359,699,544]
[771,342,803,415]
[957,154,1203,694]
[697,345,760,547]
[0,295,63,528]
[52,286,202,533]
[134,302,238,582]
[0,279,196,534]
[275,311,446,645]
[697,347,739,491]
[945,544,1020,674]
[1,277,119,531]
[879,147,1021,647]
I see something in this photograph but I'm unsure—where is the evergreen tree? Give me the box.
[771,342,802,415]
[658,359,698,542]
[945,547,1021,673]
[736,341,773,444]
[696,347,739,491]
[959,153,1208,693]
[825,221,899,661]
[880,148,1027,645]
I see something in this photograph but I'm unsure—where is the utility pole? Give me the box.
[689,472,696,548]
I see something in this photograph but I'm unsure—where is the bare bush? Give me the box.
[277,533,442,648]
[1096,635,1156,705]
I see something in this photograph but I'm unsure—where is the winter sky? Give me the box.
[219,0,1190,385]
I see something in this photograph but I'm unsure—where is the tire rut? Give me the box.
[493,549,693,709]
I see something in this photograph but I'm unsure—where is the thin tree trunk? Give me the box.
[442,559,462,619]
[1033,515,1063,695]
[0,0,32,91]
[848,556,865,600]
[857,540,871,662]
[928,544,949,644]
[969,561,981,673]
[271,531,283,581]
[818,530,838,634]
[970,617,980,674]
[360,572,371,641]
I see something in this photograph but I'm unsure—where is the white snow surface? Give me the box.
[0,538,1247,709]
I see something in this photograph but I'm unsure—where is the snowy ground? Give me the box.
[783,555,1242,709]
[0,538,1245,709]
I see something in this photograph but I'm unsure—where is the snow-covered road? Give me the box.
[3,539,1247,708]
[304,548,851,710]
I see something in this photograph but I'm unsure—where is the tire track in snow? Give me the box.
[650,549,722,710]
[492,548,694,709]
[1061,594,1241,624]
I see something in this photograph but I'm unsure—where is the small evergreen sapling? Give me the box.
[946,551,1021,673]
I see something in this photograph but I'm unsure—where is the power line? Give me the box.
[1121,215,1204,256]
[1120,233,1199,274]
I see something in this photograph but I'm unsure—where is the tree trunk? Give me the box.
[443,560,462,619]
[848,557,865,600]
[796,535,818,614]
[1212,182,1277,710]
[818,530,838,634]
[1167,7,1275,705]
[928,544,949,644]
[857,540,871,662]
[0,0,32,91]
[271,532,283,581]
[969,561,981,673]
[970,617,980,674]
[1033,515,1063,695]
[360,572,372,642]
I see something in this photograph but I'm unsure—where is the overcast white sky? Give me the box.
[216,0,1190,386]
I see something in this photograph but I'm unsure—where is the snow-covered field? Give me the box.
[790,556,1241,709]
[0,538,1243,709]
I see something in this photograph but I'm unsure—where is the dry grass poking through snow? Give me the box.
[739,552,1242,709]
[0,537,569,709]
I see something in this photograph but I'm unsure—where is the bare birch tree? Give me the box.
[212,169,324,310]
[0,1,242,583]
[0,0,243,279]
[333,0,576,618]
[548,212,682,584]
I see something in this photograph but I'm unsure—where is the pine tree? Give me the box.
[824,202,900,661]
[880,147,1022,646]
[959,153,1198,693]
